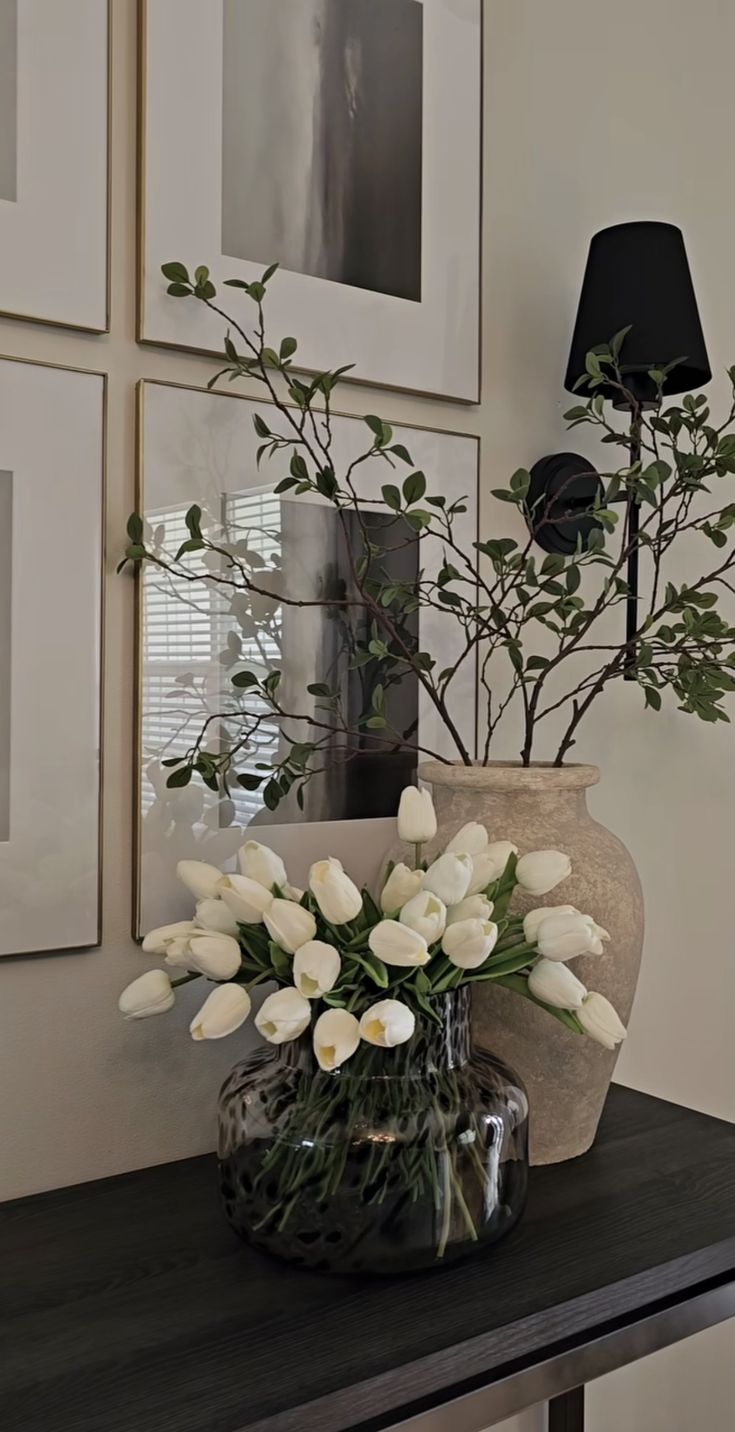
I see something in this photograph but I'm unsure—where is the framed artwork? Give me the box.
[138,0,482,402]
[135,379,479,935]
[0,0,110,331]
[0,358,105,957]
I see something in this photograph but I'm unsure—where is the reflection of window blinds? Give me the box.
[142,494,283,827]
[224,491,282,825]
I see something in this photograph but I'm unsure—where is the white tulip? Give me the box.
[536,911,606,961]
[284,884,305,903]
[446,895,494,926]
[516,849,572,896]
[466,840,519,894]
[255,987,312,1044]
[577,992,627,1050]
[368,920,430,968]
[442,918,499,970]
[190,984,251,1041]
[360,999,416,1048]
[176,859,224,902]
[445,822,489,856]
[528,959,587,1009]
[423,852,473,906]
[194,899,240,938]
[165,933,242,981]
[119,969,175,1020]
[397,786,437,844]
[237,839,288,892]
[293,941,341,999]
[523,905,579,945]
[263,899,317,954]
[380,862,424,914]
[399,890,446,943]
[218,873,274,925]
[141,920,197,956]
[309,857,363,925]
[313,1009,361,1070]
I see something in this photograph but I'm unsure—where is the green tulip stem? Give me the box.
[170,973,202,989]
[413,842,423,871]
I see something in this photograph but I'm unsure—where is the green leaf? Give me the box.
[161,261,190,284]
[194,265,209,285]
[166,766,191,789]
[280,336,297,361]
[262,262,280,283]
[389,444,413,464]
[644,686,662,711]
[231,670,260,689]
[185,505,202,537]
[253,413,271,439]
[237,773,263,790]
[381,484,402,512]
[268,942,292,981]
[402,471,426,506]
[167,283,191,297]
[126,513,143,544]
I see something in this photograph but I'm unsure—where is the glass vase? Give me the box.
[218,987,529,1274]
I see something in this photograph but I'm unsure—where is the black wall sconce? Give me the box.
[527,221,711,667]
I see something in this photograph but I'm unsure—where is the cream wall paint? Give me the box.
[0,1,733,1428]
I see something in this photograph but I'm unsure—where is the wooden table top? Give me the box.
[2,1084,734,1432]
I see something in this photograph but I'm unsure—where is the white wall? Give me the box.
[0,2,733,1428]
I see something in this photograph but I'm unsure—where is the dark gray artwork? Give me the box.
[0,471,12,840]
[221,0,423,301]
[0,0,17,203]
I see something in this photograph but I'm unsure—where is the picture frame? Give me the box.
[0,357,106,957]
[138,0,482,402]
[134,378,479,936]
[0,0,110,333]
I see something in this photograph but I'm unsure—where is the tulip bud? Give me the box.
[515,849,572,896]
[293,941,341,999]
[445,822,489,856]
[194,899,240,938]
[218,873,274,925]
[360,999,416,1048]
[263,899,317,954]
[577,992,627,1049]
[523,905,578,945]
[528,958,587,1009]
[313,1008,361,1070]
[446,894,494,926]
[535,911,606,961]
[190,984,251,1041]
[119,969,175,1020]
[165,932,242,981]
[423,852,473,906]
[309,857,363,925]
[368,920,430,967]
[176,860,224,902]
[284,884,305,903]
[399,890,446,943]
[142,920,197,955]
[466,840,519,894]
[380,862,424,913]
[255,987,312,1044]
[237,839,287,892]
[442,918,498,970]
[397,786,437,844]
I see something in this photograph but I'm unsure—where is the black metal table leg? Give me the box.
[549,1385,585,1432]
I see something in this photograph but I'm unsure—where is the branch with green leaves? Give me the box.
[121,263,735,807]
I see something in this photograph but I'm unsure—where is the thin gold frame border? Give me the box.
[132,376,481,939]
[0,0,112,335]
[136,0,484,406]
[0,352,108,958]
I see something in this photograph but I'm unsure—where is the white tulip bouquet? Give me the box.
[120,786,626,1057]
[120,785,626,1263]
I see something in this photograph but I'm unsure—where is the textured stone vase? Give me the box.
[418,762,644,1165]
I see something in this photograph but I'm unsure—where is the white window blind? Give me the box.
[141,491,283,827]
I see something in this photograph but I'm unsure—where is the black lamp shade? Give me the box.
[565,221,711,406]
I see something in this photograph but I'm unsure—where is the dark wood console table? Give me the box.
[2,1085,734,1432]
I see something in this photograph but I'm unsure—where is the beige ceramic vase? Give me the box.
[416,762,644,1165]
